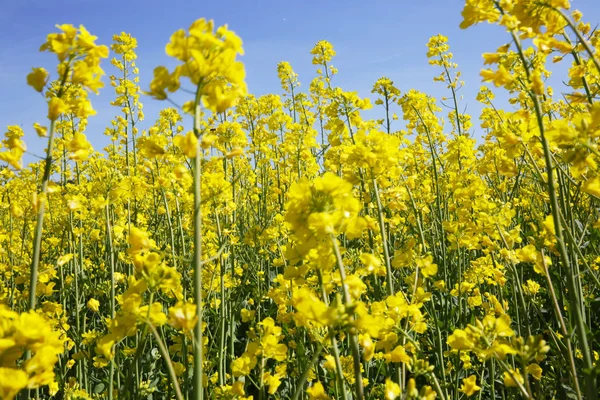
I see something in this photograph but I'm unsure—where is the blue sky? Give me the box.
[1,0,599,163]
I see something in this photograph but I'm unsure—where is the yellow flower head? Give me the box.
[27,68,49,92]
[460,375,481,397]
[285,172,365,243]
[86,298,100,312]
[148,18,246,113]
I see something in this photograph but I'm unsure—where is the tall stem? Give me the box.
[28,119,56,311]
[105,204,116,400]
[317,270,348,400]
[506,24,595,399]
[193,98,204,400]
[331,235,364,400]
[372,178,394,296]
[148,323,184,400]
[541,250,582,400]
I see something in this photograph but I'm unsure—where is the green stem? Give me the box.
[316,270,348,400]
[148,322,184,400]
[28,119,56,310]
[331,235,364,400]
[291,344,323,400]
[504,20,596,398]
[192,95,205,400]
[372,178,394,296]
[496,359,531,399]
[105,204,116,400]
[540,250,582,400]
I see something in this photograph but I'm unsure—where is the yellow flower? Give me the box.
[232,381,245,395]
[583,176,600,198]
[306,381,330,400]
[200,134,217,148]
[27,67,49,92]
[359,334,374,361]
[48,381,59,396]
[322,355,336,371]
[33,122,47,137]
[531,70,544,95]
[149,18,246,113]
[285,172,364,245]
[522,280,541,296]
[225,147,244,158]
[482,314,514,337]
[385,378,401,400]
[128,227,152,254]
[0,306,65,391]
[526,363,543,380]
[147,66,180,100]
[87,298,100,312]
[460,0,500,29]
[385,345,411,364]
[0,368,28,400]
[168,302,198,332]
[174,131,199,158]
[460,375,481,397]
[47,97,68,121]
[240,308,255,323]
[361,253,384,275]
[480,65,514,87]
[447,329,475,351]
[139,136,167,159]
[515,244,538,264]
[310,40,336,66]
[264,370,284,394]
[66,132,93,162]
[416,254,438,278]
[292,287,335,328]
[231,342,260,377]
[0,126,26,169]
[138,302,167,326]
[503,369,524,388]
[482,52,502,65]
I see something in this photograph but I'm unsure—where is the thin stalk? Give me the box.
[331,235,364,400]
[372,178,394,295]
[316,270,348,400]
[105,204,116,400]
[148,322,184,400]
[291,344,323,400]
[28,119,56,310]
[540,250,582,400]
[192,94,205,400]
[496,359,531,399]
[215,212,226,386]
[505,22,596,398]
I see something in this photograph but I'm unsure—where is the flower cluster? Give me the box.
[1,4,600,399]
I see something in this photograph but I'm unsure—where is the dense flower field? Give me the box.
[1,1,600,399]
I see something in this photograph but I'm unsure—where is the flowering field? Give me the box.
[1,1,600,399]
